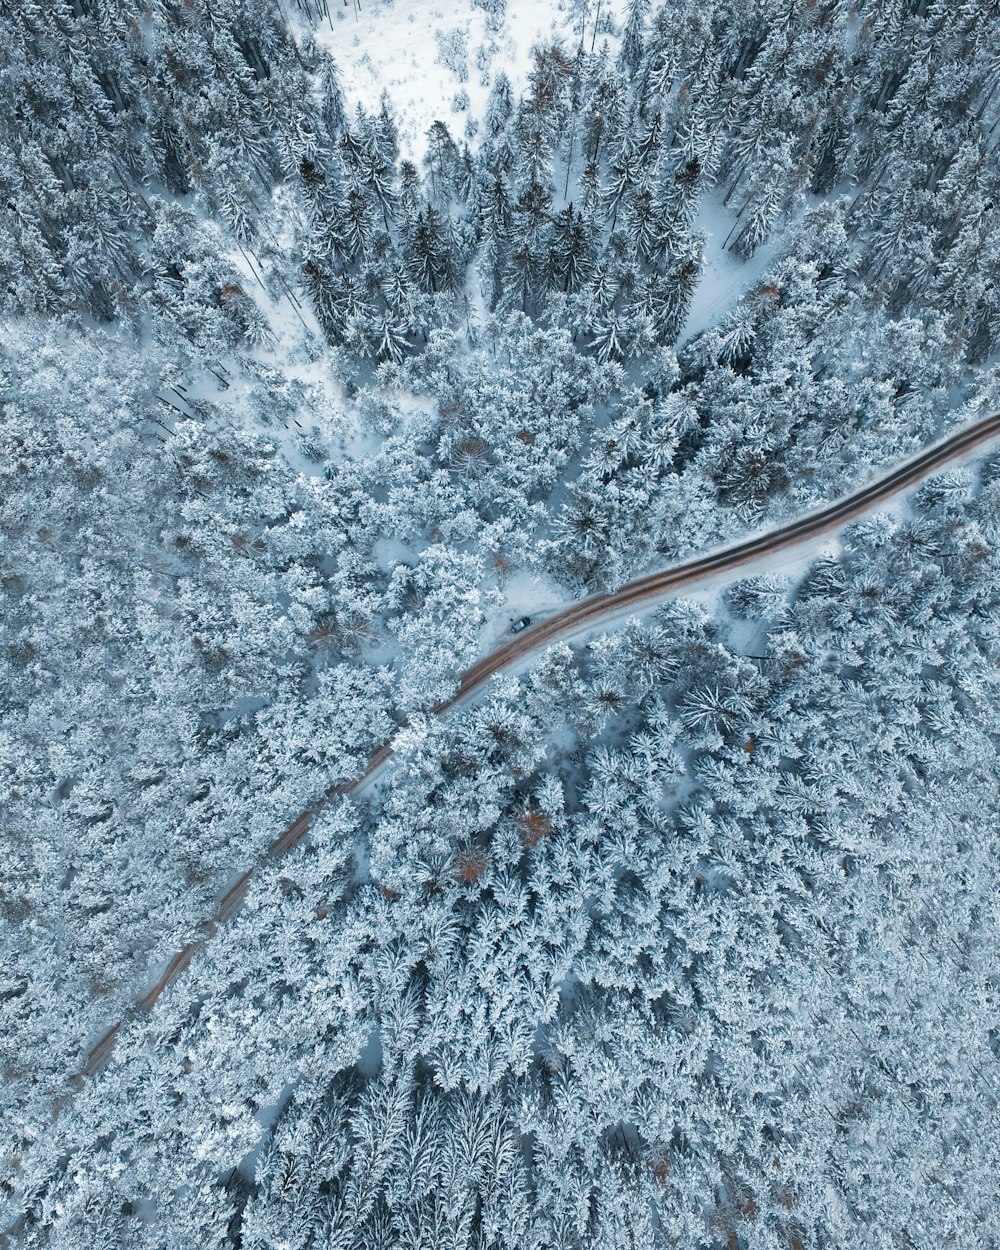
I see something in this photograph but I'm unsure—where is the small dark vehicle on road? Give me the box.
[510,616,532,634]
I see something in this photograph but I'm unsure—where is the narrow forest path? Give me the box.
[77,411,1000,1079]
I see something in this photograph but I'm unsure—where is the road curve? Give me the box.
[75,412,1000,1079]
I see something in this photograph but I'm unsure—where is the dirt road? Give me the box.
[442,411,1000,707]
[77,411,1000,1078]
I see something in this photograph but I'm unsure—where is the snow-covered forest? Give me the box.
[2,1,999,1247]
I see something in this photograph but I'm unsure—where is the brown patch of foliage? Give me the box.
[456,848,487,885]
[519,808,553,848]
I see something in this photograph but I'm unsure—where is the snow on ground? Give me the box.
[676,536,841,619]
[372,535,417,570]
[317,0,622,163]
[221,243,384,475]
[680,195,792,342]
[478,566,572,653]
[372,389,441,440]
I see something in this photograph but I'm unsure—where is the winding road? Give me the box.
[77,411,1000,1079]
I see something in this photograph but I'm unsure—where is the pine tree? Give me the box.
[424,120,461,205]
[549,203,595,294]
[617,0,650,76]
[404,205,451,295]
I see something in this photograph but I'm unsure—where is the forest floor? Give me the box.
[317,0,571,162]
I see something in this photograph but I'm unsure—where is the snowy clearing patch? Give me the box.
[318,0,619,162]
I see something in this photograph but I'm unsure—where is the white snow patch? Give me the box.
[680,195,790,342]
[372,536,417,572]
[682,188,853,343]
[317,0,619,163]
